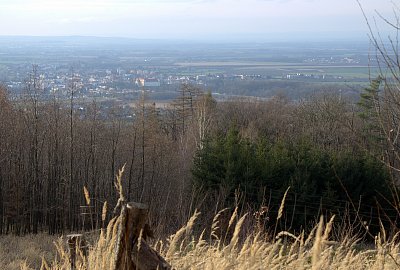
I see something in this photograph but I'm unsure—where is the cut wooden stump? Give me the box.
[67,234,88,270]
[113,202,172,270]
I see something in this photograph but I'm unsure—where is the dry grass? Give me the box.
[0,233,56,270]
[159,212,400,270]
[2,210,399,270]
[5,213,400,270]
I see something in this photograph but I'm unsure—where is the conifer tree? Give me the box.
[357,76,383,147]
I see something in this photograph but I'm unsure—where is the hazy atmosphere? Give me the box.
[0,0,394,41]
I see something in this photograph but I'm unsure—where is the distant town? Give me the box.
[0,37,373,105]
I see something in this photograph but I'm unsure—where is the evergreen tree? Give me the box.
[357,76,383,146]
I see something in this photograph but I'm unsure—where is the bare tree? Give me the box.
[357,1,400,177]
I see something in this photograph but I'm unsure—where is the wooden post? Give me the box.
[67,234,88,270]
[113,202,171,270]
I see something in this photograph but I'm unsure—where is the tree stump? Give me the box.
[113,202,171,270]
[67,234,88,270]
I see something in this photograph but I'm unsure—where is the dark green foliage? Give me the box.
[332,152,391,206]
[358,76,381,119]
[357,77,383,145]
[192,126,392,232]
[193,127,263,194]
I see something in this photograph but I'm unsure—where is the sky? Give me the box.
[0,0,395,41]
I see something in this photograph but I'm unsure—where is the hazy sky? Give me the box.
[0,0,395,41]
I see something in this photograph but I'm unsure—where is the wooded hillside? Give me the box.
[0,79,398,237]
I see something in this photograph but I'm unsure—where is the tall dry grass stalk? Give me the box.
[114,164,126,202]
[277,186,290,221]
[101,201,107,222]
[210,208,229,241]
[311,216,324,270]
[273,186,290,238]
[83,186,91,206]
[166,209,200,259]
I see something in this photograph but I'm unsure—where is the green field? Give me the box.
[174,61,377,79]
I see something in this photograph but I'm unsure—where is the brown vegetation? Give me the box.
[0,77,396,236]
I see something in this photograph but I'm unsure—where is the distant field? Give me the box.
[175,61,376,79]
[175,61,301,67]
[175,61,372,69]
